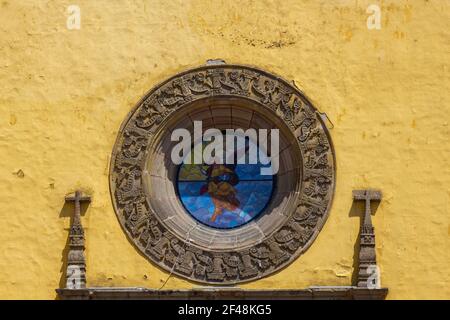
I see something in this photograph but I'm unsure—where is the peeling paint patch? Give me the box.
[13,169,25,178]
[334,269,351,278]
[9,114,17,125]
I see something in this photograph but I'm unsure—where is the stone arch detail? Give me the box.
[110,64,336,284]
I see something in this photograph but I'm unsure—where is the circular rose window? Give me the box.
[177,137,276,229]
[110,64,335,284]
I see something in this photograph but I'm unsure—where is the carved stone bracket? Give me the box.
[353,189,382,288]
[64,190,91,289]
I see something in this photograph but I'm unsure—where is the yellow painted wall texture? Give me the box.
[0,0,448,299]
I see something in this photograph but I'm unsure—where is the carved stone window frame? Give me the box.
[109,64,336,284]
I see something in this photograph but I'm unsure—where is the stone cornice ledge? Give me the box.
[56,286,388,300]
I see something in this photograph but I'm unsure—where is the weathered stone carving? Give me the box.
[110,64,336,284]
[64,191,91,289]
[353,190,382,288]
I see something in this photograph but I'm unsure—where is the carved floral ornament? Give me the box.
[109,64,336,284]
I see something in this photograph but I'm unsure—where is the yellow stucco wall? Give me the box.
[0,0,448,299]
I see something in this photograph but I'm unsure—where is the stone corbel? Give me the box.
[63,190,91,290]
[353,189,383,289]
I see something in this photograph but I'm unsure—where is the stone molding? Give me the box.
[109,64,336,284]
[57,287,388,300]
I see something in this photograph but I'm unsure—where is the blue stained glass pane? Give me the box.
[234,163,273,181]
[176,136,276,229]
[177,164,275,229]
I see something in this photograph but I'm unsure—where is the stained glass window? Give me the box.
[176,137,275,229]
